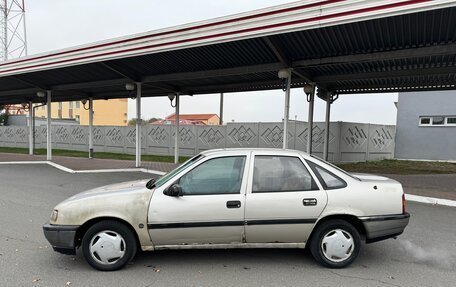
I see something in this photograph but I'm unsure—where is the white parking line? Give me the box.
[0,161,166,176]
[405,194,456,208]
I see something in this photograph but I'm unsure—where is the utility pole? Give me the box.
[1,0,27,61]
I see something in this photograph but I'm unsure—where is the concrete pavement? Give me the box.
[0,164,455,287]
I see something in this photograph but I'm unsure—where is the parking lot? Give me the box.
[1,164,455,287]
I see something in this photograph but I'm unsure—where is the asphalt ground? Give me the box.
[0,164,455,287]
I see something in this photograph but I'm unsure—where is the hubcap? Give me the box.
[321,229,354,263]
[89,230,126,265]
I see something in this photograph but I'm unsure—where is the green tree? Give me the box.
[128,118,148,126]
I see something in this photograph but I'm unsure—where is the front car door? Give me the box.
[148,152,250,246]
[244,151,327,243]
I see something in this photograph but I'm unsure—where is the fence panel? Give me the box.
[0,121,395,162]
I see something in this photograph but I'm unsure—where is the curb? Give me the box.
[405,194,456,208]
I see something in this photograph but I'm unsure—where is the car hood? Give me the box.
[62,179,150,203]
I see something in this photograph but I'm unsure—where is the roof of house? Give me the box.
[165,113,219,121]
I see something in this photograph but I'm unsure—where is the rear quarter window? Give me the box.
[306,160,347,190]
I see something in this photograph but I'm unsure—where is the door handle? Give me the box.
[303,198,317,206]
[226,200,242,209]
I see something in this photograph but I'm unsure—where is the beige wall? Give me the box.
[34,99,128,126]
[207,115,220,125]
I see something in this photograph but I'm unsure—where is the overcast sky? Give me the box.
[26,0,398,125]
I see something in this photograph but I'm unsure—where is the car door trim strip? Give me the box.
[148,218,317,229]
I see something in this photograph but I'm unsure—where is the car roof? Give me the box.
[199,148,309,157]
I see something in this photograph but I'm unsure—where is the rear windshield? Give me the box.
[309,155,360,181]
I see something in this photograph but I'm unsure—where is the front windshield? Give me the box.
[153,154,205,188]
[310,155,360,181]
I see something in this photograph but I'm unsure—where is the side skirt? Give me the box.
[153,242,306,250]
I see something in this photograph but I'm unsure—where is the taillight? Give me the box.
[402,194,407,214]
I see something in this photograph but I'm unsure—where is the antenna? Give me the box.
[0,0,27,61]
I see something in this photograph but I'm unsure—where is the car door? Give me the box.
[148,153,250,246]
[244,152,327,243]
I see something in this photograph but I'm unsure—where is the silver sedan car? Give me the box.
[43,148,410,271]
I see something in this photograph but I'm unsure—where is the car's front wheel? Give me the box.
[82,220,137,271]
[309,219,361,268]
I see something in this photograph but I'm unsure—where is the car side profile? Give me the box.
[43,148,410,271]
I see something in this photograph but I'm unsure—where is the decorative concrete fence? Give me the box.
[0,121,395,163]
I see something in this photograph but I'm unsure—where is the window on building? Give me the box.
[58,102,63,119]
[68,102,73,118]
[446,117,456,125]
[419,116,456,127]
[75,101,80,109]
[419,117,431,125]
[432,116,445,125]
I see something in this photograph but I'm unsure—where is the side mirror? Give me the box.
[164,184,183,197]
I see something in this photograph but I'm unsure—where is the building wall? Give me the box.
[34,99,128,126]
[207,115,220,125]
[395,91,456,161]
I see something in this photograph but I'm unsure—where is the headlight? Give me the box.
[50,210,58,222]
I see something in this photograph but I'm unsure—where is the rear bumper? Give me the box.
[359,213,410,243]
[43,224,79,255]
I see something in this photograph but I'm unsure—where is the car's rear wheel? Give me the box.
[309,219,361,268]
[82,220,137,271]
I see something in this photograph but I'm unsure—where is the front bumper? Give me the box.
[43,224,79,255]
[359,213,410,243]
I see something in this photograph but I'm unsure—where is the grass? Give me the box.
[1,147,455,174]
[0,146,190,163]
[337,159,456,175]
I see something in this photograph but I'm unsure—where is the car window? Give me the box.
[310,155,360,181]
[154,154,205,188]
[178,156,246,195]
[306,160,347,190]
[252,156,318,193]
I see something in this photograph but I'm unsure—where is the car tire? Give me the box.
[82,220,137,271]
[309,219,361,268]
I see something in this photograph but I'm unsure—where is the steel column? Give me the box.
[88,97,94,158]
[323,97,331,161]
[219,92,224,125]
[174,94,180,164]
[282,73,292,149]
[306,91,315,155]
[46,91,52,161]
[28,101,33,155]
[135,83,142,168]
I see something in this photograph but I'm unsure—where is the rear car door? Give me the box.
[148,153,249,246]
[244,152,327,243]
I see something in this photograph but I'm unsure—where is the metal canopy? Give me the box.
[0,0,455,104]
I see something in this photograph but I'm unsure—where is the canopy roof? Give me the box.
[0,0,455,104]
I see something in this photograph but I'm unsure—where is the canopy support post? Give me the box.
[323,95,331,161]
[174,94,180,164]
[281,69,292,149]
[46,91,52,161]
[306,86,315,155]
[135,83,142,168]
[28,101,33,155]
[88,97,94,159]
[219,92,224,125]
